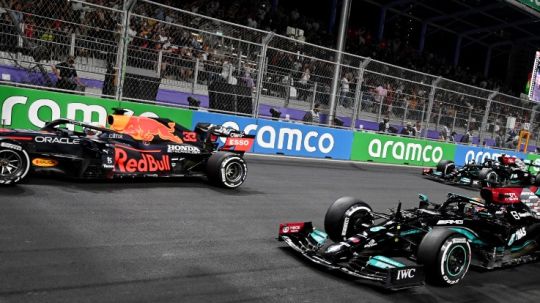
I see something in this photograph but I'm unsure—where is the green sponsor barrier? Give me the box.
[526,153,540,175]
[351,132,456,166]
[0,85,192,129]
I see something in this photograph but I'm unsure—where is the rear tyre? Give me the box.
[0,142,30,185]
[479,168,498,184]
[436,160,455,176]
[206,152,247,189]
[417,228,471,286]
[324,197,373,242]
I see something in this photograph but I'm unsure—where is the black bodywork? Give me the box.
[423,159,538,188]
[0,116,254,187]
[278,188,540,290]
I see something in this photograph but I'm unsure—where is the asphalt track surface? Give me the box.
[1,155,540,303]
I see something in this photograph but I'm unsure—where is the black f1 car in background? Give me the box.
[0,112,255,188]
[278,187,540,290]
[423,155,540,188]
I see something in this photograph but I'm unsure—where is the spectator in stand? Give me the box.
[414,120,422,137]
[460,129,471,144]
[302,103,320,124]
[449,131,457,142]
[52,55,85,92]
[378,117,390,133]
[374,83,388,112]
[339,73,350,108]
[102,60,117,97]
[495,129,504,148]
[400,122,415,136]
[297,65,311,101]
[439,125,450,141]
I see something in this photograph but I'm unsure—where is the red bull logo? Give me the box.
[108,115,183,143]
[115,148,171,173]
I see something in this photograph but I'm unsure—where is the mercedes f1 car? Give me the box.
[0,112,254,188]
[278,187,540,290]
[423,156,540,188]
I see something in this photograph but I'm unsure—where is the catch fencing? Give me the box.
[0,0,537,148]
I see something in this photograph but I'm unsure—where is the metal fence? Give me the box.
[0,0,538,149]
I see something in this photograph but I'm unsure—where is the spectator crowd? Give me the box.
[0,0,535,143]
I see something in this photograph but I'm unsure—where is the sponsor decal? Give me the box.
[222,137,255,152]
[191,112,353,159]
[364,239,377,248]
[167,145,201,154]
[351,132,455,166]
[437,220,464,225]
[368,139,443,163]
[0,142,22,151]
[229,132,244,138]
[32,158,58,167]
[107,133,123,139]
[454,145,525,167]
[279,222,305,235]
[103,155,114,169]
[508,227,527,245]
[114,148,171,173]
[35,136,80,145]
[0,86,192,132]
[396,268,416,280]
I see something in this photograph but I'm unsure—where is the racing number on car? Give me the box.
[183,132,197,142]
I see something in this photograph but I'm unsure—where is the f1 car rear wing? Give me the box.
[195,123,255,153]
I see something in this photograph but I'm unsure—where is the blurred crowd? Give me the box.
[0,0,534,139]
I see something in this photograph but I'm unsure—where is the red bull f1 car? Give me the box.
[278,186,540,290]
[0,112,255,188]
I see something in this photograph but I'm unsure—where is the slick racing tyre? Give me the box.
[206,152,247,189]
[0,141,30,185]
[479,168,498,185]
[417,228,471,286]
[324,197,373,242]
[436,160,455,176]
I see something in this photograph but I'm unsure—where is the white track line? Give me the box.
[244,153,428,169]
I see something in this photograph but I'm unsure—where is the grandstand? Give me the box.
[0,0,539,149]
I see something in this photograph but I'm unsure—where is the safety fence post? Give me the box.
[423,76,442,138]
[253,32,274,118]
[350,58,371,130]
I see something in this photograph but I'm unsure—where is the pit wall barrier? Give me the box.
[0,85,537,167]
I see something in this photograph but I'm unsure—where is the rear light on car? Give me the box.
[422,168,432,174]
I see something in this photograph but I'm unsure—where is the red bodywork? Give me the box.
[481,186,538,205]
[500,156,516,166]
[279,222,307,236]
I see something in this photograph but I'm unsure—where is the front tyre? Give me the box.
[0,142,30,185]
[417,228,471,286]
[436,160,455,176]
[324,197,373,242]
[206,152,247,189]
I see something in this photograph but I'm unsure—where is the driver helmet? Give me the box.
[84,122,103,137]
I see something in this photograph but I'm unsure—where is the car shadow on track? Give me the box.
[6,176,266,196]
[277,246,540,303]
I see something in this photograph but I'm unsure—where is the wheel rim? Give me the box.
[487,172,498,183]
[446,245,467,277]
[350,209,373,232]
[0,150,22,177]
[225,161,243,183]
